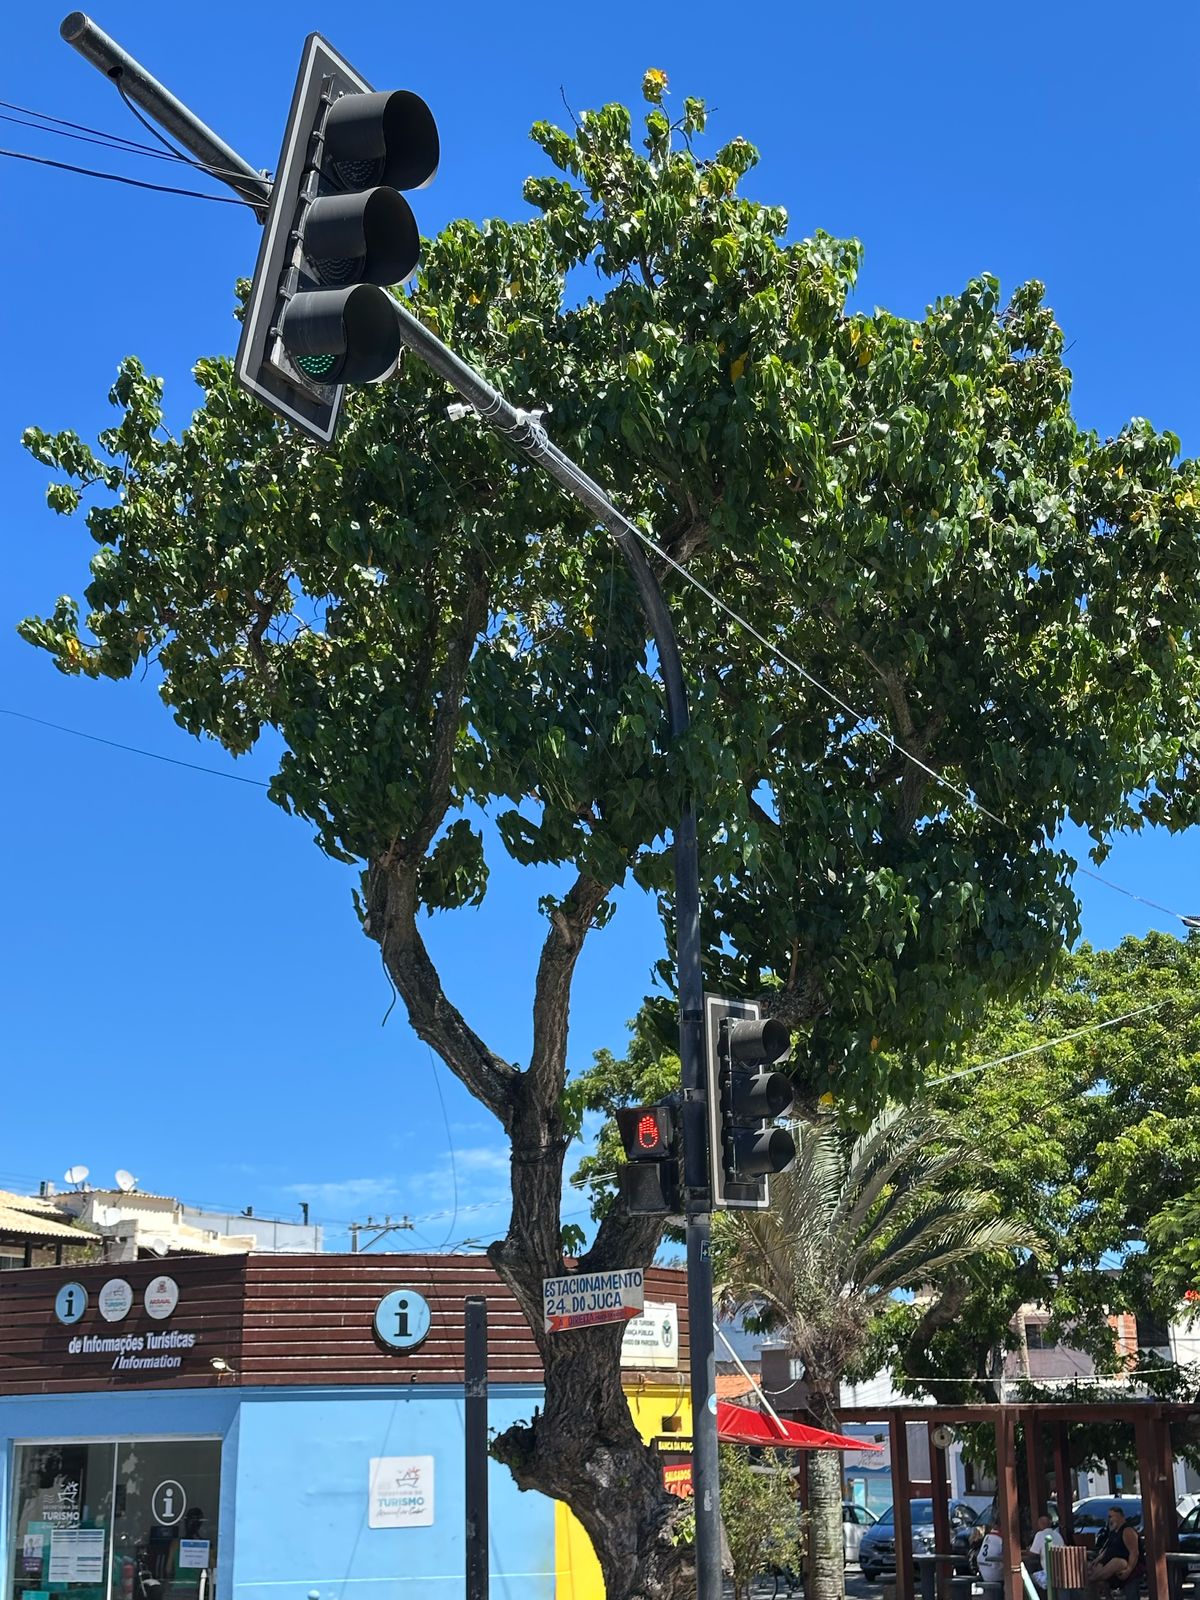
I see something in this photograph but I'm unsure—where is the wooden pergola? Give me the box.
[838,1402,1199,1600]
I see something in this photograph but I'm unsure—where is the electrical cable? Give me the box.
[112,76,269,202]
[0,706,270,786]
[0,96,178,155]
[925,1000,1167,1086]
[0,146,255,205]
[0,106,269,190]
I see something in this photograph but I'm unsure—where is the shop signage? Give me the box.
[543,1268,644,1333]
[368,1455,435,1528]
[54,1283,88,1325]
[98,1279,134,1322]
[655,1437,694,1500]
[373,1289,432,1351]
[620,1300,679,1368]
[144,1276,180,1320]
[179,1541,210,1570]
[66,1328,198,1371]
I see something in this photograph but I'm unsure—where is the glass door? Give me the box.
[9,1443,117,1600]
[9,1442,220,1600]
[110,1443,220,1600]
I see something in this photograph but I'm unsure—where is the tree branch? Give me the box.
[365,855,518,1128]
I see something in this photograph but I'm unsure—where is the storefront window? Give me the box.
[9,1443,219,1600]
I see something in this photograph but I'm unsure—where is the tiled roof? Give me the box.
[0,1190,63,1217]
[0,1205,99,1243]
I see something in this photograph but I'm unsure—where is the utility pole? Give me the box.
[351,1215,415,1252]
[59,20,723,1598]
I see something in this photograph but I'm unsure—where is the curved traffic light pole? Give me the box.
[390,298,723,1600]
[58,19,722,1595]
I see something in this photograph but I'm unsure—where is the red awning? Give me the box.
[716,1401,883,1452]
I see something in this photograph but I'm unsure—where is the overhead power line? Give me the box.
[0,707,269,787]
[0,145,255,205]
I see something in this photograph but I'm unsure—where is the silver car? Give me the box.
[845,1502,879,1563]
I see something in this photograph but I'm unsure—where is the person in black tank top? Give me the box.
[1087,1506,1143,1600]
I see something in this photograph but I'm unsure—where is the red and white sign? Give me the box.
[543,1269,644,1333]
[144,1276,179,1320]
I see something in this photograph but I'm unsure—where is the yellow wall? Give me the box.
[554,1378,692,1600]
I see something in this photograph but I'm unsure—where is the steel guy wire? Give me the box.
[542,449,1193,926]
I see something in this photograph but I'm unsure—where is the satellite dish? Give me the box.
[64,1165,90,1186]
[148,1237,170,1257]
[931,1425,957,1451]
[114,1169,138,1193]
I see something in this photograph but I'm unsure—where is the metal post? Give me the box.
[59,13,271,214]
[60,28,722,1599]
[465,1297,489,1600]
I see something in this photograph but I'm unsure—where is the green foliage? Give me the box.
[674,1446,804,1600]
[20,83,1200,1107]
[714,1103,1035,1413]
[877,931,1200,1399]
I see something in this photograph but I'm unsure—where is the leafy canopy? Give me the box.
[20,81,1200,1104]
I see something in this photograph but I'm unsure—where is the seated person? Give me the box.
[1025,1513,1063,1592]
[978,1523,1005,1588]
[1087,1505,1143,1600]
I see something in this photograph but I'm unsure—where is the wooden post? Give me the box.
[893,1415,914,1600]
[1026,1413,1047,1522]
[996,1409,1023,1600]
[929,1422,953,1600]
[1052,1423,1074,1544]
[1139,1420,1171,1600]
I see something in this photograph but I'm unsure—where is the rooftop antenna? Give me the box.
[114,1169,138,1193]
[64,1165,89,1189]
[148,1237,170,1257]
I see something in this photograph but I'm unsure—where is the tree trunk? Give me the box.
[807,1382,847,1600]
[490,1316,693,1598]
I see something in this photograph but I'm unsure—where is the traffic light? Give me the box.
[704,995,796,1210]
[236,34,438,445]
[615,1103,681,1216]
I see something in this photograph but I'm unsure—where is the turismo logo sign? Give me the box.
[144,1276,179,1320]
[98,1279,134,1322]
[368,1456,434,1528]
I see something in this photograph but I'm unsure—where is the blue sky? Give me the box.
[3,0,1199,1251]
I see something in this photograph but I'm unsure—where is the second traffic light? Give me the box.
[704,995,796,1210]
[615,1103,681,1217]
[237,35,438,444]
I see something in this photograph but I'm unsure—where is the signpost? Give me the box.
[543,1269,644,1334]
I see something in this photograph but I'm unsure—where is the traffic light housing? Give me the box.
[704,995,796,1209]
[236,34,438,444]
[615,1103,681,1217]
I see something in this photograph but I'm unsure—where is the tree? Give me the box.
[19,70,1200,1598]
[898,932,1200,1403]
[715,1106,1034,1600]
[713,1445,805,1600]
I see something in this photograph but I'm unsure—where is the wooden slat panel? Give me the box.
[1,1254,690,1393]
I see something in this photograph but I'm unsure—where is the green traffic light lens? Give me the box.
[294,352,339,381]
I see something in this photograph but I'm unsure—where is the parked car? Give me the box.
[844,1502,879,1563]
[1072,1496,1143,1534]
[859,1499,979,1582]
[1175,1503,1200,1570]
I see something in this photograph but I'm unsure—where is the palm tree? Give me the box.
[717,1103,1037,1600]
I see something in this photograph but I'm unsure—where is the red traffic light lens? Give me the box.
[616,1103,675,1160]
[637,1113,662,1151]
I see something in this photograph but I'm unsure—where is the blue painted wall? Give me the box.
[0,1386,555,1600]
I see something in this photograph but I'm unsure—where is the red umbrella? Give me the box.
[716,1400,882,1452]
